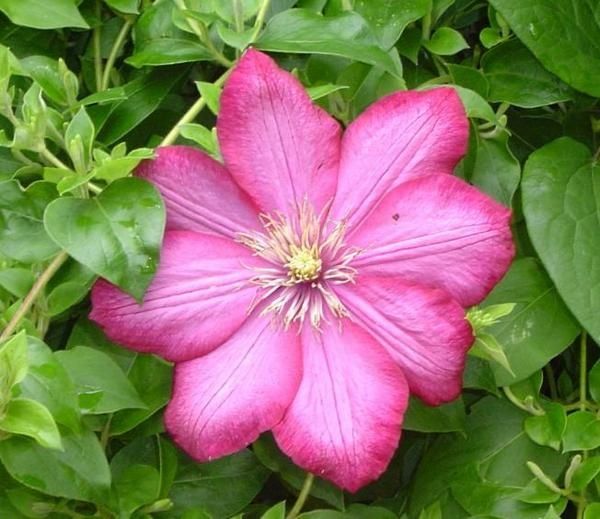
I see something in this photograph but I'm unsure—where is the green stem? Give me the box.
[160,68,231,146]
[544,363,558,400]
[93,0,103,92]
[422,11,432,40]
[249,0,271,43]
[175,0,232,67]
[580,331,587,412]
[0,252,68,341]
[41,148,69,170]
[100,19,133,91]
[287,473,314,519]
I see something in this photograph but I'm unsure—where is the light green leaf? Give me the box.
[55,347,146,414]
[563,411,600,452]
[0,0,88,29]
[257,9,401,77]
[424,27,469,56]
[0,398,62,450]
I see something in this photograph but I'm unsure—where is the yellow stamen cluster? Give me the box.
[286,245,322,283]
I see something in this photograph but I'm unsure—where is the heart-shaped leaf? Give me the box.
[522,138,599,342]
[43,177,165,301]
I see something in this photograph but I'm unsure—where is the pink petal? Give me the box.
[164,313,302,461]
[335,276,473,405]
[136,146,260,238]
[273,320,408,492]
[90,230,264,362]
[349,174,514,307]
[330,87,468,230]
[217,49,342,216]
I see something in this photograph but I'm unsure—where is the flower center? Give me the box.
[286,245,322,283]
[238,200,359,329]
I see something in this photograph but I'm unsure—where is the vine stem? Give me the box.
[286,473,314,519]
[249,0,271,42]
[93,0,103,91]
[41,148,69,170]
[580,331,587,412]
[160,68,231,146]
[100,19,133,91]
[0,252,68,341]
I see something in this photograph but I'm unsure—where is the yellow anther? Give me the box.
[286,245,322,282]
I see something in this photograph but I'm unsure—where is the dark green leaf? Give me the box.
[481,258,580,386]
[0,427,110,503]
[522,138,600,345]
[524,402,566,451]
[105,0,139,14]
[127,39,212,67]
[488,0,600,96]
[168,450,270,518]
[403,397,466,433]
[0,181,59,263]
[482,40,574,108]
[44,177,165,301]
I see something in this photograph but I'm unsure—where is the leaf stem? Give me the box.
[250,0,271,43]
[0,252,68,341]
[93,0,104,92]
[160,68,231,146]
[580,331,587,412]
[100,18,133,91]
[286,473,314,519]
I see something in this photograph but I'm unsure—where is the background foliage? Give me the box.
[0,0,599,517]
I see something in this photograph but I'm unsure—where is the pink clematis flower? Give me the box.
[90,49,514,491]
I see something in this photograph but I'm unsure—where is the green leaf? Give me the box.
[64,107,95,173]
[585,503,600,519]
[0,427,110,503]
[488,0,600,96]
[0,332,29,400]
[423,27,469,56]
[451,85,497,124]
[257,9,401,77]
[563,411,600,452]
[409,397,567,517]
[404,397,466,433]
[55,346,146,415]
[570,456,600,492]
[0,0,88,29]
[113,464,161,516]
[127,0,211,67]
[97,68,186,145]
[195,81,221,115]
[354,0,430,49]
[105,0,139,14]
[168,450,270,518]
[0,269,34,298]
[481,258,580,386]
[522,138,600,345]
[20,56,67,106]
[588,360,600,404]
[93,149,154,183]
[299,505,397,519]
[306,83,348,100]
[482,40,574,108]
[109,354,172,435]
[524,402,566,451]
[0,181,59,263]
[471,135,520,207]
[0,399,62,450]
[17,337,80,432]
[44,177,165,301]
[261,502,286,519]
[179,124,218,156]
[470,332,514,376]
